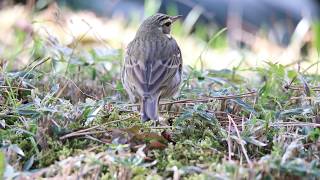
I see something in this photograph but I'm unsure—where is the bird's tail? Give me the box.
[141,95,159,122]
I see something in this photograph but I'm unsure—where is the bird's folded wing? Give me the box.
[124,47,181,95]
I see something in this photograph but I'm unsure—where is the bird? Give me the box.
[121,13,183,122]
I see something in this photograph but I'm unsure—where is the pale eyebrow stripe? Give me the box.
[156,15,169,23]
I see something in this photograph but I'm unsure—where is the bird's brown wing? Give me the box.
[123,37,182,97]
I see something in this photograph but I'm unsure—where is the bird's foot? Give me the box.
[152,120,159,127]
[132,106,138,112]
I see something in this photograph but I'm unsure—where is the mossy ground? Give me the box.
[1,4,320,180]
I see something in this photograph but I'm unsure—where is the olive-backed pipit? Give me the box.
[121,13,182,122]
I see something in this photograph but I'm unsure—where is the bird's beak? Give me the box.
[171,15,182,22]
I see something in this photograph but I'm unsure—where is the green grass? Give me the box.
[1,7,320,180]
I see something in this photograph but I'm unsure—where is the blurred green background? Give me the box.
[1,0,320,71]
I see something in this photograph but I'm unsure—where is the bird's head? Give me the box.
[137,13,182,36]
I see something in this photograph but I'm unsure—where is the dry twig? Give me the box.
[125,91,256,107]
[228,115,253,168]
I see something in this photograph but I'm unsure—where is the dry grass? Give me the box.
[0,4,320,179]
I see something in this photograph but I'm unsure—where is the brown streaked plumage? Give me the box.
[121,13,183,122]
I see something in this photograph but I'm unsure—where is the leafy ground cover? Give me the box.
[1,5,320,180]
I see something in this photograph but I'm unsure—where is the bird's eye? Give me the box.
[164,22,171,26]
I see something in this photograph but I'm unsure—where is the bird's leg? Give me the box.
[130,96,139,112]
[132,106,138,112]
[152,119,159,127]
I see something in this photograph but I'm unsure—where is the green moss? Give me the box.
[1,12,320,179]
[0,151,5,178]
